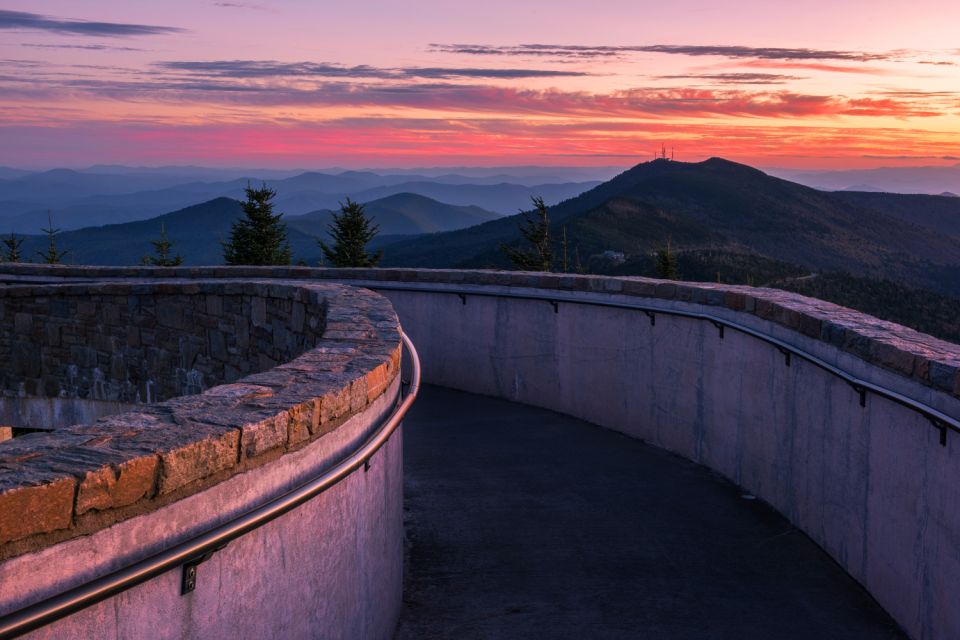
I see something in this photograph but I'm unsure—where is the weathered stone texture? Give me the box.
[0,282,329,404]
[0,279,401,556]
[0,473,75,544]
[76,454,158,515]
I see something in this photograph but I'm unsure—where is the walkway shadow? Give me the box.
[395,385,905,640]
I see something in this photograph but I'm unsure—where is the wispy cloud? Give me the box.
[861,154,960,160]
[6,117,955,168]
[213,2,276,12]
[430,43,889,62]
[159,60,394,79]
[403,67,587,79]
[874,90,960,98]
[10,71,941,120]
[22,42,145,51]
[738,60,889,75]
[0,9,184,37]
[636,45,887,61]
[655,73,806,85]
[156,59,588,79]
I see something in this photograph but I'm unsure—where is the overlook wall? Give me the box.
[0,278,405,640]
[1,265,959,640]
[372,276,960,640]
[0,281,326,403]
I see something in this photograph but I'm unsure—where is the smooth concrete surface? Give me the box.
[0,397,137,431]
[1,379,404,640]
[375,288,960,640]
[396,385,906,639]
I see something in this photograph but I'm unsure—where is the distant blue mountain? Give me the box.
[11,192,501,265]
[0,168,597,232]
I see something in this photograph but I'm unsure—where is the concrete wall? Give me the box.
[1,379,403,640]
[0,278,405,640]
[375,285,959,640]
[1,266,957,640]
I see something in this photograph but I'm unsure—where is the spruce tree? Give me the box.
[560,225,570,273]
[319,198,382,267]
[2,232,23,262]
[501,196,553,272]
[222,183,291,265]
[37,211,69,264]
[654,237,679,280]
[142,223,183,266]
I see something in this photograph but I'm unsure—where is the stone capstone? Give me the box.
[0,280,401,554]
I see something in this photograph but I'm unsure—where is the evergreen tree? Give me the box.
[37,211,69,265]
[501,196,553,272]
[2,232,23,262]
[560,225,570,273]
[222,183,291,265]
[320,198,382,267]
[142,223,183,266]
[654,237,679,280]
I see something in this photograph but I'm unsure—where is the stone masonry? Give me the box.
[0,264,955,401]
[0,279,401,558]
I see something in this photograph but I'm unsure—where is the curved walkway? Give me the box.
[395,386,905,640]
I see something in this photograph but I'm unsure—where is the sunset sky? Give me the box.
[2,1,959,169]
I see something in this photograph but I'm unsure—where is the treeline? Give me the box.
[0,183,385,268]
[778,273,960,344]
[4,187,958,345]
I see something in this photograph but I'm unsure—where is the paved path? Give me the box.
[394,386,905,640]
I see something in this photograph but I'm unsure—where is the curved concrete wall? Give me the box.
[1,266,958,640]
[2,379,402,640]
[0,278,405,640]
[376,284,959,640]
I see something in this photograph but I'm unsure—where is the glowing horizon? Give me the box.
[2,1,959,170]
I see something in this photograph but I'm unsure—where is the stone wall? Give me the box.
[0,277,405,640]
[1,265,958,639]
[1,264,955,402]
[0,279,401,556]
[0,281,326,405]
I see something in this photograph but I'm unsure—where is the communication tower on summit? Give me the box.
[654,144,675,161]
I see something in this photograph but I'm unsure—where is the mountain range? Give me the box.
[379,158,960,297]
[7,157,960,298]
[0,167,600,233]
[772,163,960,195]
[286,193,499,238]
[12,193,499,266]
[5,156,959,343]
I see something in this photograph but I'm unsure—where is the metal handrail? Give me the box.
[0,332,421,640]
[360,282,960,445]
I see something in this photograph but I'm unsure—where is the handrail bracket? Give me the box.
[181,543,228,595]
[930,418,949,447]
[710,321,725,339]
[848,383,867,408]
[776,346,792,367]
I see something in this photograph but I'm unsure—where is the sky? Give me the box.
[1,1,959,170]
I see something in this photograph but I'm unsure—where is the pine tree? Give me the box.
[654,237,679,280]
[222,183,291,265]
[560,225,570,273]
[319,198,382,267]
[142,223,183,266]
[501,196,553,272]
[2,232,23,262]
[37,211,69,265]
